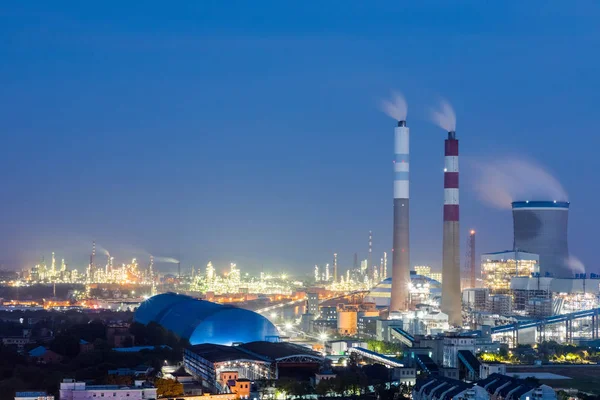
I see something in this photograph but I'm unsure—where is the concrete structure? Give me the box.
[512,201,570,277]
[59,379,156,400]
[134,293,278,345]
[462,288,489,311]
[307,293,319,316]
[443,336,476,368]
[393,367,416,386]
[441,131,461,326]
[510,275,600,294]
[487,294,513,315]
[390,120,410,312]
[481,250,539,292]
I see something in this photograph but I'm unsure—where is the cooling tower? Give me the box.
[390,120,410,311]
[512,201,570,277]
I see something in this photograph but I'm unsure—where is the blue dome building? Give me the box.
[134,293,278,345]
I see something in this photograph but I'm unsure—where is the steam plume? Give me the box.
[380,91,407,121]
[472,157,567,209]
[431,99,456,132]
[95,244,110,257]
[565,255,585,274]
[153,256,180,264]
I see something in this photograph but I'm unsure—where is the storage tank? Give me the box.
[512,201,570,278]
[337,311,358,335]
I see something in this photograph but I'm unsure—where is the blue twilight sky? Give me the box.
[0,1,599,275]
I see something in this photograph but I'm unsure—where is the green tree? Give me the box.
[154,378,183,398]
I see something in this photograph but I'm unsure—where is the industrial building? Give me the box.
[184,341,324,393]
[512,201,570,277]
[481,251,539,292]
[364,273,441,308]
[134,293,278,345]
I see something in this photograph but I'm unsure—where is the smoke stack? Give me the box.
[390,120,410,311]
[441,130,462,326]
[368,230,373,279]
[178,262,181,278]
[512,201,570,277]
[333,253,338,282]
[470,230,476,289]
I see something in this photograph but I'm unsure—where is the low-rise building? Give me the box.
[442,337,476,368]
[413,376,488,400]
[393,367,416,386]
[28,346,63,364]
[15,392,54,400]
[59,379,157,400]
[475,373,556,400]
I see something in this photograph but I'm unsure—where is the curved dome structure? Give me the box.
[365,274,441,308]
[135,293,278,345]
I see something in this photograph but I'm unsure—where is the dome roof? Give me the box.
[134,293,278,345]
[364,275,441,307]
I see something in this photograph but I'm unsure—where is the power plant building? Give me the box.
[481,251,539,292]
[512,201,570,277]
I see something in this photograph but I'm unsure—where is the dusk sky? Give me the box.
[1,2,599,275]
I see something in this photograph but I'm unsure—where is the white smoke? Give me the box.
[380,91,407,121]
[95,244,110,257]
[153,256,180,264]
[430,99,456,132]
[565,255,585,274]
[472,157,568,209]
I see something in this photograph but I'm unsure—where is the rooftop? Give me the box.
[188,341,324,363]
[15,392,50,397]
[512,200,570,209]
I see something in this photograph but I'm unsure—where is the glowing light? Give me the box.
[319,332,328,342]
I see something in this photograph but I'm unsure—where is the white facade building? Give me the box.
[443,336,476,368]
[59,380,157,400]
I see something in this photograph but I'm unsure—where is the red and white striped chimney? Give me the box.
[441,131,461,326]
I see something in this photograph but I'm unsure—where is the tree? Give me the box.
[50,333,80,357]
[154,378,183,398]
[315,379,334,396]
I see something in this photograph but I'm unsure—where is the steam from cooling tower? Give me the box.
[153,256,180,264]
[381,91,408,121]
[431,99,456,132]
[473,158,568,209]
[565,255,585,274]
